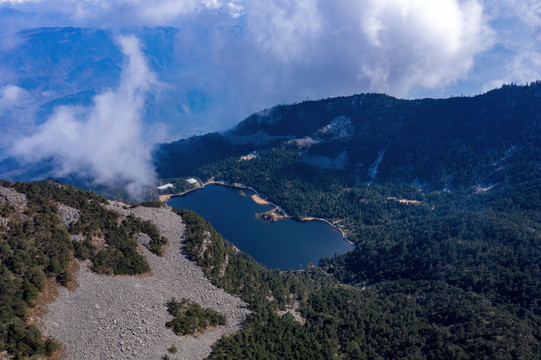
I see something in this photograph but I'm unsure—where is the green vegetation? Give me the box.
[137,200,164,208]
[180,209,338,358]
[180,209,540,358]
[13,181,165,275]
[168,113,541,357]
[0,183,68,358]
[179,209,334,311]
[153,83,541,358]
[0,180,167,358]
[2,83,540,358]
[191,143,541,323]
[157,83,541,189]
[166,298,226,336]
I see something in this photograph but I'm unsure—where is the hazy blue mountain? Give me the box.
[0,26,183,156]
[1,27,121,91]
[156,82,541,191]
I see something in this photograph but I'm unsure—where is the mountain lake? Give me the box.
[168,184,354,270]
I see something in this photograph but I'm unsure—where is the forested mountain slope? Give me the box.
[156,82,541,190]
[154,82,541,358]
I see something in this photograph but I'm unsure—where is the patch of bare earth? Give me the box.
[0,351,13,360]
[250,194,269,205]
[386,196,422,205]
[277,301,305,325]
[39,203,249,360]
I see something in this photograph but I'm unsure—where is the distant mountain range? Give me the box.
[0,26,187,156]
[156,82,541,191]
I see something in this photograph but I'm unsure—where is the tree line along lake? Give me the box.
[168,184,353,270]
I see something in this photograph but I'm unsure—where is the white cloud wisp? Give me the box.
[11,35,158,197]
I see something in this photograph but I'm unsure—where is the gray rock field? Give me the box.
[0,186,27,212]
[57,204,80,227]
[39,203,249,360]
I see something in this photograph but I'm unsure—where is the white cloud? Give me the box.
[226,1,243,18]
[0,84,28,112]
[240,0,493,95]
[479,0,541,90]
[358,0,493,93]
[0,84,33,151]
[485,0,541,29]
[11,35,158,197]
[0,0,41,3]
[246,0,323,63]
[482,48,541,92]
[11,0,243,27]
[118,0,243,22]
[0,0,501,97]
[0,84,31,126]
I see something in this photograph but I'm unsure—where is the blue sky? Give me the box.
[0,0,540,193]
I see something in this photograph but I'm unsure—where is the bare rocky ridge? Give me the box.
[57,204,80,227]
[0,186,28,226]
[0,186,27,212]
[0,186,27,221]
[39,202,249,360]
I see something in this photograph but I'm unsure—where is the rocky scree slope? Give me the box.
[39,201,249,360]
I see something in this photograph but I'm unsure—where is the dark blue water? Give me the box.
[168,184,353,270]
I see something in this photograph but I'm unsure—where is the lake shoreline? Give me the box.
[161,180,354,246]
[300,217,353,245]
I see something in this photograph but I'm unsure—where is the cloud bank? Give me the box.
[242,0,493,96]
[1,0,537,125]
[0,0,498,100]
[480,0,541,91]
[11,35,158,197]
[0,84,27,114]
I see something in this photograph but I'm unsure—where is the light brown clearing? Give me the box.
[256,207,290,221]
[250,194,270,205]
[387,196,422,204]
[159,194,173,202]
